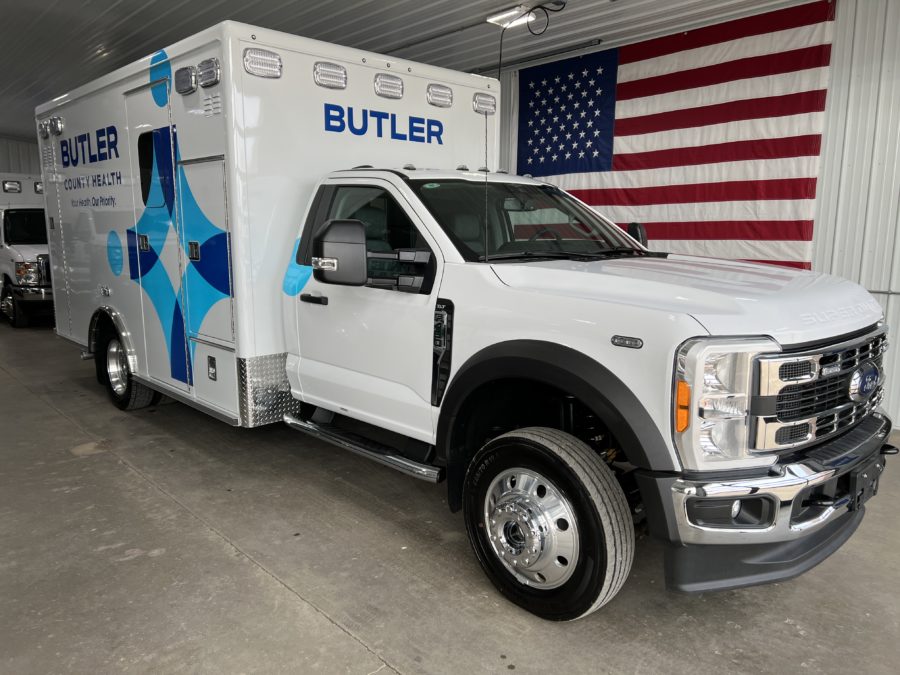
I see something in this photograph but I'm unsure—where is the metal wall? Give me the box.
[0,136,39,174]
[814,0,900,421]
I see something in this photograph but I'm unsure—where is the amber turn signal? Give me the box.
[675,380,691,432]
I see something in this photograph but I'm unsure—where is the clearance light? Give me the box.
[197,58,220,88]
[3,180,21,193]
[244,48,283,78]
[486,6,535,28]
[175,66,197,94]
[427,84,453,108]
[675,380,691,433]
[473,92,497,115]
[314,62,347,89]
[374,73,403,99]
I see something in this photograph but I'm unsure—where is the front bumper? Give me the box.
[12,285,53,306]
[636,412,893,592]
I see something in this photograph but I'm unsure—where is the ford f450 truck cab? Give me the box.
[0,173,52,327]
[36,23,894,620]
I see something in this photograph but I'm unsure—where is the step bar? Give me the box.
[283,413,443,483]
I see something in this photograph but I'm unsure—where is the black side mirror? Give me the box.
[627,221,647,247]
[312,219,367,286]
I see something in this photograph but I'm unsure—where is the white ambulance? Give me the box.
[36,22,894,620]
[0,173,52,327]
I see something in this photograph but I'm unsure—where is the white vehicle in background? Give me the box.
[35,22,894,620]
[0,173,51,327]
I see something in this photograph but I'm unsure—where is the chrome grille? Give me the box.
[753,327,887,452]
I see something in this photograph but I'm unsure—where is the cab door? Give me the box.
[294,179,442,442]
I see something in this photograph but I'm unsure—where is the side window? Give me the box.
[327,186,434,291]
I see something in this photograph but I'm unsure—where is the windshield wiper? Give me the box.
[579,247,644,258]
[480,251,589,262]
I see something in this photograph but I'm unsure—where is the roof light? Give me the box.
[244,48,283,78]
[3,180,22,193]
[34,181,43,194]
[174,66,197,94]
[473,92,497,115]
[197,58,220,88]
[314,62,347,89]
[486,5,535,28]
[374,73,404,99]
[426,83,453,108]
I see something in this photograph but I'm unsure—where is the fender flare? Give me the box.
[436,340,678,510]
[88,305,138,373]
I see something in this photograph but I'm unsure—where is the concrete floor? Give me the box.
[1,321,898,675]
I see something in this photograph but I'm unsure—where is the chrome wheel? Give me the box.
[483,467,580,590]
[0,288,13,320]
[106,338,129,397]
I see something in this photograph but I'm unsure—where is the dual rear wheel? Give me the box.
[95,331,159,410]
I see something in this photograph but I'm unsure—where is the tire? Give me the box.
[0,284,27,328]
[463,427,634,621]
[95,330,160,410]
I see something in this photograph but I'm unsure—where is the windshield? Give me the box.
[409,180,641,262]
[3,209,47,246]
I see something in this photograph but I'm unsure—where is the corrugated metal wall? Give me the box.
[0,136,39,174]
[814,0,900,422]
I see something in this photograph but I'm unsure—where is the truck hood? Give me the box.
[5,243,48,262]
[491,254,883,346]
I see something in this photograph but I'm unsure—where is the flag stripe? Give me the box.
[626,220,814,241]
[614,90,827,136]
[612,112,824,154]
[615,68,829,120]
[571,177,817,206]
[617,44,831,101]
[612,134,821,171]
[590,199,817,224]
[617,23,831,84]
[618,0,834,65]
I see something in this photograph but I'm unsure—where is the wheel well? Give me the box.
[443,378,628,512]
[88,311,117,353]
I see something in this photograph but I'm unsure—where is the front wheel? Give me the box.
[463,427,634,621]
[1,284,27,328]
[96,331,160,410]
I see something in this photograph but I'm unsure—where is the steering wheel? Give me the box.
[527,227,564,244]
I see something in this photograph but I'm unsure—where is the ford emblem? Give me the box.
[849,362,880,402]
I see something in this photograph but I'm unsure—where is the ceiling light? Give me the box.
[486,5,535,28]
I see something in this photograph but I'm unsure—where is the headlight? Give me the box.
[674,337,780,470]
[15,262,40,286]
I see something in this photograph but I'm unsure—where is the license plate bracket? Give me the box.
[848,457,884,510]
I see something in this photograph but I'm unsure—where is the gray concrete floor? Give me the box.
[1,321,898,675]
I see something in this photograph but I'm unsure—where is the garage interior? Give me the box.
[2,0,900,672]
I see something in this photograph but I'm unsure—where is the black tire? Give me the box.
[95,330,160,410]
[463,427,634,621]
[1,284,27,328]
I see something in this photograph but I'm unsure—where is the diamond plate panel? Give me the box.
[238,353,302,427]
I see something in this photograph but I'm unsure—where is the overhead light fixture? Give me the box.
[486,5,535,28]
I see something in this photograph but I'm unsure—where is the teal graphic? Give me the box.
[282,239,312,296]
[149,51,171,107]
[106,230,123,276]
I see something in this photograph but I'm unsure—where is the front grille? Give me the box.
[36,254,51,286]
[754,327,887,451]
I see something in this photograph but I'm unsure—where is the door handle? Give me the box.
[300,293,328,305]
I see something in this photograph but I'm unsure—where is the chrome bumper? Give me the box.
[669,412,891,546]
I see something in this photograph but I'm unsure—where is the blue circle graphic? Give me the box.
[149,50,171,107]
[107,230,123,276]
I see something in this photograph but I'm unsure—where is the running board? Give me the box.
[283,413,443,483]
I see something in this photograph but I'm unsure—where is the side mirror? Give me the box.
[312,219,367,286]
[627,221,648,247]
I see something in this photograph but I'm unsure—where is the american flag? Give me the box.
[516,0,835,269]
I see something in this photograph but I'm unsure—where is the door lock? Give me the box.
[138,234,150,252]
[188,241,201,261]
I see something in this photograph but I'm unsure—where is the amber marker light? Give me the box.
[675,380,691,433]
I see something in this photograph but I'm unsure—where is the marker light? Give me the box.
[243,48,283,79]
[38,121,50,139]
[473,92,497,115]
[3,180,21,193]
[314,62,347,89]
[197,58,220,88]
[34,181,43,194]
[174,66,197,94]
[426,84,453,108]
[374,73,403,99]
[675,380,691,433]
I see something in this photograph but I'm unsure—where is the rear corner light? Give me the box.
[314,62,347,89]
[197,58,220,88]
[174,66,197,94]
[34,181,43,194]
[426,83,453,108]
[374,73,403,99]
[49,117,65,136]
[472,92,497,115]
[38,121,50,139]
[243,48,283,78]
[3,180,21,193]
[675,380,691,433]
